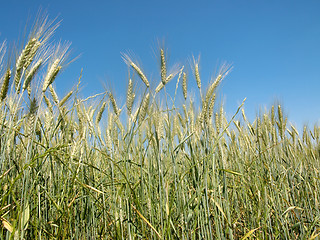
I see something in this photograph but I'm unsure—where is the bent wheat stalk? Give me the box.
[122,54,149,87]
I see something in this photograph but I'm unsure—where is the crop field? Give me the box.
[0,17,320,239]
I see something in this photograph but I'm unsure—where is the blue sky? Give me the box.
[1,0,320,128]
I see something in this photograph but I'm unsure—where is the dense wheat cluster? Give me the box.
[0,17,320,239]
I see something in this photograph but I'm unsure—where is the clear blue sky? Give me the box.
[1,0,320,128]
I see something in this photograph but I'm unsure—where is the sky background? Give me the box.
[0,0,320,129]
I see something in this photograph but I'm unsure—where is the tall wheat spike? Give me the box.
[192,55,201,89]
[182,72,187,100]
[160,49,167,85]
[126,78,135,115]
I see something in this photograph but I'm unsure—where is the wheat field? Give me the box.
[0,16,319,240]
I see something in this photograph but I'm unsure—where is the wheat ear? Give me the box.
[27,97,38,136]
[49,85,59,105]
[205,74,222,105]
[155,82,164,93]
[106,128,113,153]
[241,108,247,123]
[25,40,41,69]
[166,73,174,82]
[207,93,216,121]
[96,101,107,124]
[122,54,149,87]
[109,92,119,116]
[59,90,73,107]
[23,59,42,91]
[126,78,135,115]
[182,72,187,100]
[42,59,61,92]
[192,55,201,89]
[14,38,37,93]
[155,73,178,93]
[160,49,167,85]
[43,94,53,113]
[138,93,150,121]
[0,68,11,101]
